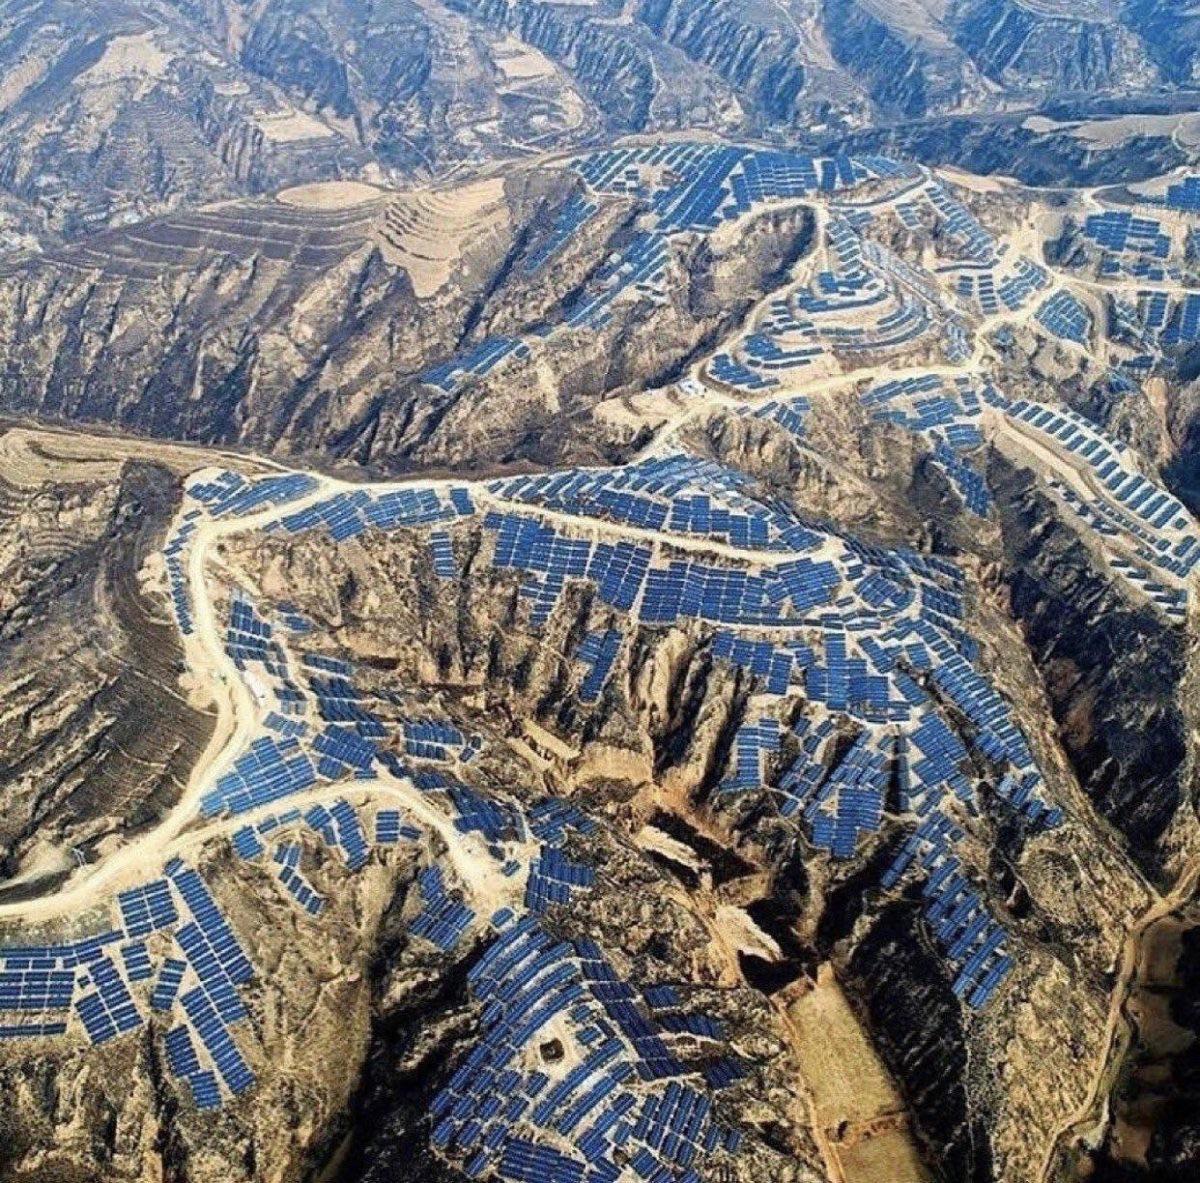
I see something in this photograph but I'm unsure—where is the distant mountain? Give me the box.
[0,0,1196,240]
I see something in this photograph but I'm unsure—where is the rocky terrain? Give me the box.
[0,131,1197,1183]
[0,431,216,900]
[0,5,1198,1183]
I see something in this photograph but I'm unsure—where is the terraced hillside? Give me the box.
[0,430,218,901]
[3,141,1200,480]
[1,139,1199,1183]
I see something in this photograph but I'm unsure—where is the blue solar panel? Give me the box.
[435,911,744,1180]
[525,845,596,913]
[188,470,318,519]
[429,531,457,578]
[120,941,153,983]
[118,879,178,938]
[166,862,254,989]
[525,193,598,272]
[1036,290,1092,344]
[576,630,622,702]
[0,968,75,1012]
[200,734,318,817]
[330,799,370,870]
[181,986,255,1095]
[75,954,142,1045]
[273,842,324,915]
[529,799,597,845]
[419,336,531,394]
[409,865,475,951]
[151,958,186,1012]
[0,1021,69,1040]
[375,808,421,845]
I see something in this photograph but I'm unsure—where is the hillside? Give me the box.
[0,138,1198,1183]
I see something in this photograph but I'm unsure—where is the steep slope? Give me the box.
[950,0,1158,95]
[0,437,215,900]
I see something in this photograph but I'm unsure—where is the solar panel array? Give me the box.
[945,253,1048,316]
[996,256,1051,311]
[741,328,824,373]
[200,734,318,817]
[151,958,186,1012]
[429,530,457,578]
[860,374,1197,619]
[403,484,1036,1012]
[118,878,179,937]
[420,336,532,395]
[121,941,153,983]
[902,619,1060,824]
[202,597,458,816]
[719,219,942,371]
[559,232,671,332]
[882,813,1013,1007]
[805,731,891,859]
[412,145,917,404]
[478,460,1066,919]
[187,471,319,519]
[163,511,200,634]
[274,842,324,915]
[229,796,426,918]
[168,860,254,1023]
[1,857,261,1103]
[181,985,255,1097]
[490,454,819,554]
[431,914,747,1183]
[775,717,834,818]
[570,143,884,233]
[1083,211,1171,263]
[226,592,288,671]
[271,484,473,542]
[329,799,371,868]
[0,932,126,1043]
[997,394,1198,619]
[718,717,781,795]
[375,808,422,845]
[1165,175,1200,212]
[157,860,258,1102]
[575,630,622,703]
[931,441,990,516]
[529,798,598,845]
[525,845,596,913]
[69,959,140,1041]
[920,181,996,264]
[446,780,521,843]
[404,718,466,761]
[1036,289,1092,345]
[708,350,778,391]
[0,967,75,1013]
[165,1024,221,1110]
[485,496,856,632]
[1111,290,1200,353]
[744,396,811,445]
[15,139,1167,1159]
[409,865,476,952]
[860,374,991,516]
[525,193,598,273]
